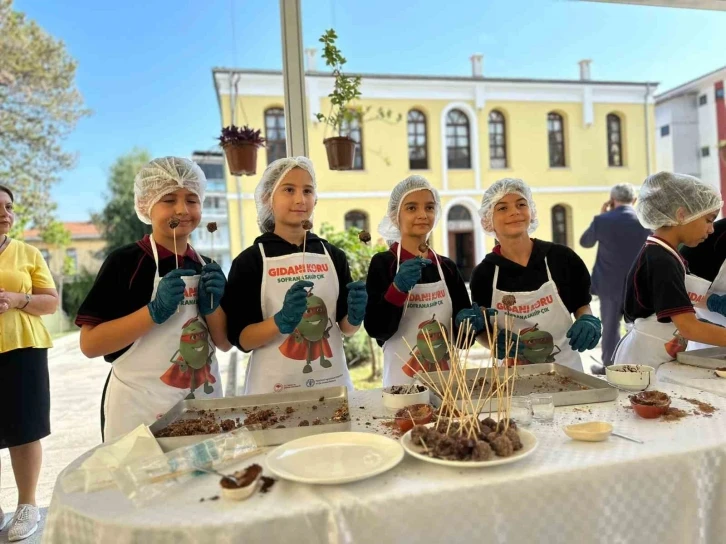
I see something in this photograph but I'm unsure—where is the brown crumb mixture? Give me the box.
[681,398,717,414]
[662,407,689,421]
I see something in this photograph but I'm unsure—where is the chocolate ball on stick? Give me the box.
[358,230,371,245]
[301,220,313,231]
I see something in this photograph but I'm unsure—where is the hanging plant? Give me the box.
[218,125,266,176]
[316,29,401,171]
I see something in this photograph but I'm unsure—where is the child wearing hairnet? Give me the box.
[614,172,726,368]
[457,178,600,371]
[364,176,472,387]
[76,157,229,442]
[220,157,365,394]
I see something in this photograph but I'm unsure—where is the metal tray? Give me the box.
[428,363,617,410]
[677,347,726,370]
[149,386,350,452]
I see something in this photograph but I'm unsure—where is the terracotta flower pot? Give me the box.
[223,142,259,176]
[323,137,357,171]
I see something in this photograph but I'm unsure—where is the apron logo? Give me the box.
[269,264,329,277]
[689,292,704,305]
[403,317,451,377]
[278,291,334,375]
[159,316,216,399]
[306,379,315,387]
[274,383,284,393]
[496,295,553,314]
[517,324,561,365]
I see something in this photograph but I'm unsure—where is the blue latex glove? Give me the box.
[455,303,498,334]
[274,280,314,334]
[707,294,726,317]
[393,257,432,293]
[566,314,602,352]
[198,262,226,316]
[346,281,367,326]
[148,269,195,324]
[495,329,524,359]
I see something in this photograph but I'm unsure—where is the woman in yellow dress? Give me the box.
[0,185,59,541]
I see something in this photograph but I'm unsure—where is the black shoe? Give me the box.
[590,364,606,376]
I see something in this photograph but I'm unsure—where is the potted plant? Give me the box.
[316,29,400,170]
[218,125,265,176]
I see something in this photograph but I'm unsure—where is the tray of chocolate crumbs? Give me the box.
[428,363,617,411]
[149,386,351,452]
[677,347,726,370]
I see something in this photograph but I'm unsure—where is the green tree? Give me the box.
[40,219,74,276]
[92,148,152,255]
[0,0,91,230]
[319,222,387,380]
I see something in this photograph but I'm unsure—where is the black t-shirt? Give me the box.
[623,239,694,323]
[470,239,592,314]
[75,235,208,362]
[363,243,472,346]
[680,218,726,282]
[221,232,353,351]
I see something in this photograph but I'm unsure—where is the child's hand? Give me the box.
[148,269,195,324]
[198,263,226,316]
[346,281,367,326]
[275,280,313,334]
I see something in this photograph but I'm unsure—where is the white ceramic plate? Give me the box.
[266,432,404,485]
[400,424,538,468]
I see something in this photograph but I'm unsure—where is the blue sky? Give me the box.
[14,0,726,221]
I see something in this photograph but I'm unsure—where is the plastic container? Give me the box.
[382,385,430,412]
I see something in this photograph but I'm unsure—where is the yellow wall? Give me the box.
[28,238,105,276]
[219,93,655,272]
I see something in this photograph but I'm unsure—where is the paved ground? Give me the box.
[0,300,603,541]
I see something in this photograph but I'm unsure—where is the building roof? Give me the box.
[24,221,101,241]
[212,67,658,89]
[655,64,726,103]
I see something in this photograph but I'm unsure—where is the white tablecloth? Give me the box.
[43,385,726,544]
[658,362,726,398]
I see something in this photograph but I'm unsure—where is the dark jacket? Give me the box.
[580,205,650,300]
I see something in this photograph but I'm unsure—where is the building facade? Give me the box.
[189,151,233,273]
[213,59,656,279]
[655,65,726,204]
[24,221,104,277]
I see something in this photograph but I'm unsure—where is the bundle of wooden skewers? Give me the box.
[397,303,525,461]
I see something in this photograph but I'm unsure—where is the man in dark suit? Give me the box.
[580,184,650,375]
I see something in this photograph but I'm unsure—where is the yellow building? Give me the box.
[213,59,656,279]
[24,222,105,277]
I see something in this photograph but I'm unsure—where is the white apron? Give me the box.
[244,242,352,394]
[103,236,221,442]
[613,237,711,370]
[689,258,726,351]
[382,247,453,387]
[492,258,582,371]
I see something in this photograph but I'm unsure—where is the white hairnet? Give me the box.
[478,178,539,237]
[636,172,722,230]
[134,157,206,224]
[254,156,317,233]
[377,175,442,243]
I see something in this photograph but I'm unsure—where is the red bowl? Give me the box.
[394,404,433,433]
[630,397,670,419]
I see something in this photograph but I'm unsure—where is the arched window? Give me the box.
[340,114,364,170]
[488,110,507,169]
[264,108,286,164]
[446,109,471,169]
[551,204,572,247]
[344,210,369,231]
[407,109,428,170]
[547,112,566,167]
[607,113,623,167]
